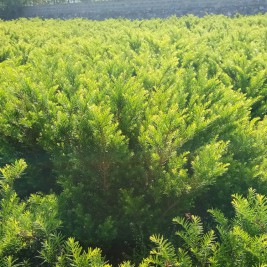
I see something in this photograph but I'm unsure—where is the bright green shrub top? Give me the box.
[0,14,266,262]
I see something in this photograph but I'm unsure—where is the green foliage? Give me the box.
[209,189,267,266]
[0,256,23,267]
[143,189,267,266]
[0,15,266,262]
[173,216,217,266]
[141,234,192,267]
[0,160,60,263]
[145,235,177,265]
[39,235,110,267]
[0,160,107,266]
[39,233,65,265]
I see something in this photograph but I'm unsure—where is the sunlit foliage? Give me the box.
[0,14,266,263]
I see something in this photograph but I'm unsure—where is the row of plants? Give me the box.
[0,14,266,263]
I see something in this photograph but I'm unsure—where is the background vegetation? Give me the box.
[0,14,266,265]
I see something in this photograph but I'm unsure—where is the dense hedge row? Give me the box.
[0,15,267,264]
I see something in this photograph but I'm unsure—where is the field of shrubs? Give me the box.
[0,14,267,266]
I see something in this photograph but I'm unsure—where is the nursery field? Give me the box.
[0,15,267,266]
